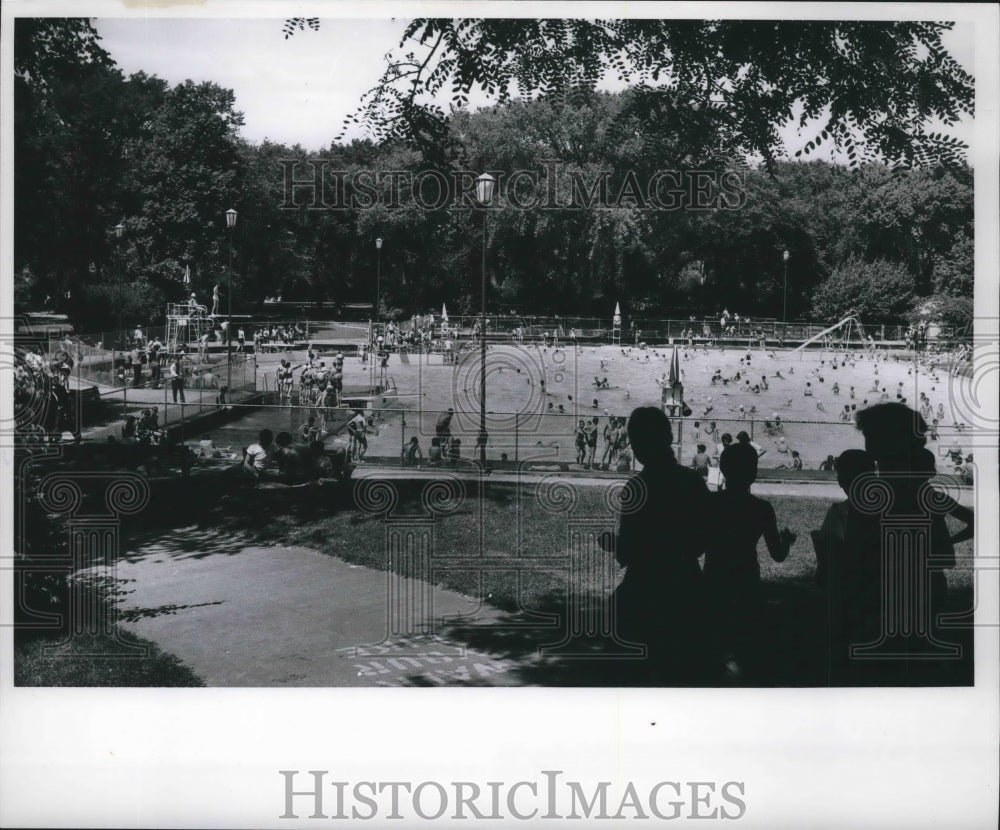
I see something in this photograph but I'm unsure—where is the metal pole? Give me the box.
[227,228,234,393]
[783,259,788,324]
[480,209,487,466]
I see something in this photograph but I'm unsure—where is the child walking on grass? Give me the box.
[704,442,796,682]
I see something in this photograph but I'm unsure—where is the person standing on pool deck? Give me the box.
[600,406,712,685]
[168,353,186,403]
[585,416,599,469]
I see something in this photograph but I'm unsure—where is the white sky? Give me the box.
[91,15,976,157]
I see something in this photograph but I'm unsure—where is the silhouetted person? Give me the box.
[600,406,711,685]
[812,449,876,589]
[845,403,974,683]
[704,442,795,682]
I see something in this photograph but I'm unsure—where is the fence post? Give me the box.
[514,413,519,462]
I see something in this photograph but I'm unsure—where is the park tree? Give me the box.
[14,18,117,313]
[811,258,915,322]
[852,165,972,293]
[931,233,974,297]
[119,78,244,311]
[908,293,973,337]
[285,18,974,170]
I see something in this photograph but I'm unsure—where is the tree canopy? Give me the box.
[284,18,974,170]
[14,18,975,335]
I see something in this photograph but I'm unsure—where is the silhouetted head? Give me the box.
[627,407,674,466]
[719,442,759,490]
[855,403,927,470]
[258,429,274,446]
[835,449,875,495]
[275,432,293,448]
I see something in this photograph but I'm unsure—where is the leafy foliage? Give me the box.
[14,21,975,330]
[909,293,974,335]
[284,18,974,170]
[811,258,915,321]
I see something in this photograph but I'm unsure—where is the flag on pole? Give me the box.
[441,303,448,321]
[613,301,622,326]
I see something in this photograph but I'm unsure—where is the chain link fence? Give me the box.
[77,355,258,444]
[229,405,866,472]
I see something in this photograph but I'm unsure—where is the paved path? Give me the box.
[112,543,529,687]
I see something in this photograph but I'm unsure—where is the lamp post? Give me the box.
[375,237,383,322]
[370,238,383,395]
[782,249,790,327]
[114,222,124,344]
[476,172,495,467]
[226,208,237,394]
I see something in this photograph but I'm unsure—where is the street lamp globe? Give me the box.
[226,208,238,229]
[476,173,495,206]
[375,237,383,250]
[114,222,124,239]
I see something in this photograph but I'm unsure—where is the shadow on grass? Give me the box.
[410,579,975,688]
[107,476,975,688]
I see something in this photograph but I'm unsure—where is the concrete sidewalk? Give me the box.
[112,543,529,687]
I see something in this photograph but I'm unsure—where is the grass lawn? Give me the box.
[15,632,205,687]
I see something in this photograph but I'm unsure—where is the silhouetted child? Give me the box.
[704,442,796,681]
[811,449,875,589]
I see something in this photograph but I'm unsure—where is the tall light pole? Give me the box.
[375,237,383,322]
[476,173,495,467]
[226,208,237,394]
[782,249,790,326]
[114,222,124,343]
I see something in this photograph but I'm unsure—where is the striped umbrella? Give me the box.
[183,264,191,285]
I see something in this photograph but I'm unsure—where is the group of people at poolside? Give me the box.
[575,416,633,471]
[14,345,77,439]
[241,427,350,485]
[601,402,974,685]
